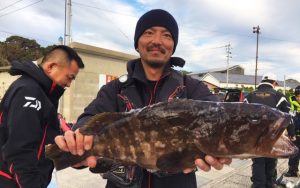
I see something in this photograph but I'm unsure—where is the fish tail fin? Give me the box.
[45,144,91,171]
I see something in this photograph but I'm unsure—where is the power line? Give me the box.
[0,29,56,44]
[0,0,43,18]
[70,2,300,45]
[0,1,299,49]
[0,0,24,12]
[260,36,300,44]
[179,45,231,53]
[72,1,136,18]
[72,1,131,41]
[185,25,300,45]
[200,45,228,50]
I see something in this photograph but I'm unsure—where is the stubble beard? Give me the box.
[143,44,168,69]
[144,60,166,69]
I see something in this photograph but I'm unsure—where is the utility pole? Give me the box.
[64,0,72,45]
[253,25,260,89]
[225,43,232,88]
[283,75,286,95]
[60,0,72,115]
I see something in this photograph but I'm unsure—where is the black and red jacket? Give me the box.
[0,61,64,188]
[73,58,217,188]
[74,58,217,127]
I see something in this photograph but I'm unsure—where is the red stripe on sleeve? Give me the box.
[38,124,48,160]
[0,170,13,180]
[0,112,3,124]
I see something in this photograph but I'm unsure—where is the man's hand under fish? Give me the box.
[54,129,232,173]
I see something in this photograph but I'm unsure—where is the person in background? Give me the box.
[284,85,300,177]
[0,45,84,188]
[55,9,231,188]
[244,72,291,188]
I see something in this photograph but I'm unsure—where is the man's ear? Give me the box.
[43,62,56,74]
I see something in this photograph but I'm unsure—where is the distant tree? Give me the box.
[286,78,300,84]
[243,86,254,93]
[41,44,57,55]
[180,70,192,75]
[0,45,10,66]
[3,36,43,62]
[0,35,59,67]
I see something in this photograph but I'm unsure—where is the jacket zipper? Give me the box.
[148,73,169,105]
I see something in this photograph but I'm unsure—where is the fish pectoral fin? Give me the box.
[156,148,203,173]
[156,152,185,173]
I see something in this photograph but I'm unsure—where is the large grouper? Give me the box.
[46,99,298,173]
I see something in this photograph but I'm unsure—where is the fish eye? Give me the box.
[248,118,261,125]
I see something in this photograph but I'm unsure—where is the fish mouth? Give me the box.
[265,113,291,141]
[256,114,296,158]
[269,134,299,158]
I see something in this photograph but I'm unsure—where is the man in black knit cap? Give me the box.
[55,9,231,188]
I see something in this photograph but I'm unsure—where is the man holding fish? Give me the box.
[55,9,232,188]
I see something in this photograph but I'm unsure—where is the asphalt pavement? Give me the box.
[48,159,299,188]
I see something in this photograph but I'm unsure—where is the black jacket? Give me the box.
[74,58,217,127]
[74,58,217,188]
[0,61,64,188]
[244,82,290,112]
[244,82,293,135]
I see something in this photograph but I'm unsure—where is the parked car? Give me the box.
[214,88,248,102]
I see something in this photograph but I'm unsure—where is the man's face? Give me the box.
[137,26,174,69]
[296,95,300,103]
[49,60,79,88]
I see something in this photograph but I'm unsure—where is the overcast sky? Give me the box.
[0,0,299,82]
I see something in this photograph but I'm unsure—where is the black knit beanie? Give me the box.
[134,9,179,54]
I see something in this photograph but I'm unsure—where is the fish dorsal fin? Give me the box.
[79,112,132,135]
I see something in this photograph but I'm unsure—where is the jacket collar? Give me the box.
[127,59,173,84]
[257,82,274,89]
[9,61,65,105]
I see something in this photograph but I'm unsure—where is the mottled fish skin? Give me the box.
[45,99,298,173]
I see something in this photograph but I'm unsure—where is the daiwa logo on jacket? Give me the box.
[23,96,41,111]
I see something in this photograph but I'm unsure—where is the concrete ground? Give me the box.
[48,159,299,188]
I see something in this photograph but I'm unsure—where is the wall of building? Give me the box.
[0,72,18,101]
[61,42,137,122]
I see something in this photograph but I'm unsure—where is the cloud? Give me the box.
[0,0,299,81]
